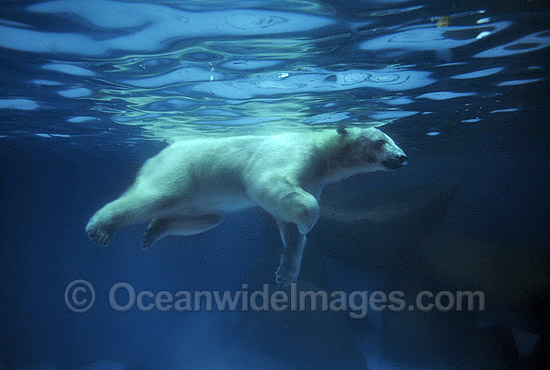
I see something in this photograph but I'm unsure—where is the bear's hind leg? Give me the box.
[142,213,224,249]
[86,190,179,246]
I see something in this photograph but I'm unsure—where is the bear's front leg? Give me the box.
[246,178,319,286]
[276,220,307,287]
[247,177,320,235]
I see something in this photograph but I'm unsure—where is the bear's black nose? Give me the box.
[383,155,408,170]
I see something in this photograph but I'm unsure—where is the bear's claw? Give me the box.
[86,221,115,246]
[141,218,165,249]
[141,230,160,250]
[275,258,301,288]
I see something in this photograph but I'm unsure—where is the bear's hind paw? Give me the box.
[141,230,161,250]
[86,221,115,246]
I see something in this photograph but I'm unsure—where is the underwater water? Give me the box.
[0,0,549,369]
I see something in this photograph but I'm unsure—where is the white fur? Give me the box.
[86,127,406,285]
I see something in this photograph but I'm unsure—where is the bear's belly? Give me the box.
[172,192,256,215]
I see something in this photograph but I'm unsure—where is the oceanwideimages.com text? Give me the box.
[65,280,485,318]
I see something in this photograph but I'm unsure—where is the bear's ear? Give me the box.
[336,125,348,137]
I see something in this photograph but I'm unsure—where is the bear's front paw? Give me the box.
[85,220,116,246]
[275,258,301,288]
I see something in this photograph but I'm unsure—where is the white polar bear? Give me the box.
[86,127,407,286]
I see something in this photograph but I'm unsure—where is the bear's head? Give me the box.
[336,126,408,171]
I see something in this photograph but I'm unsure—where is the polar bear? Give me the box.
[86,126,407,286]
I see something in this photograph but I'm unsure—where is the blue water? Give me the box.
[1,0,549,369]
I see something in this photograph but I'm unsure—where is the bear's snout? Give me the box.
[383,154,408,170]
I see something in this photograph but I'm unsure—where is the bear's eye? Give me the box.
[375,139,386,148]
